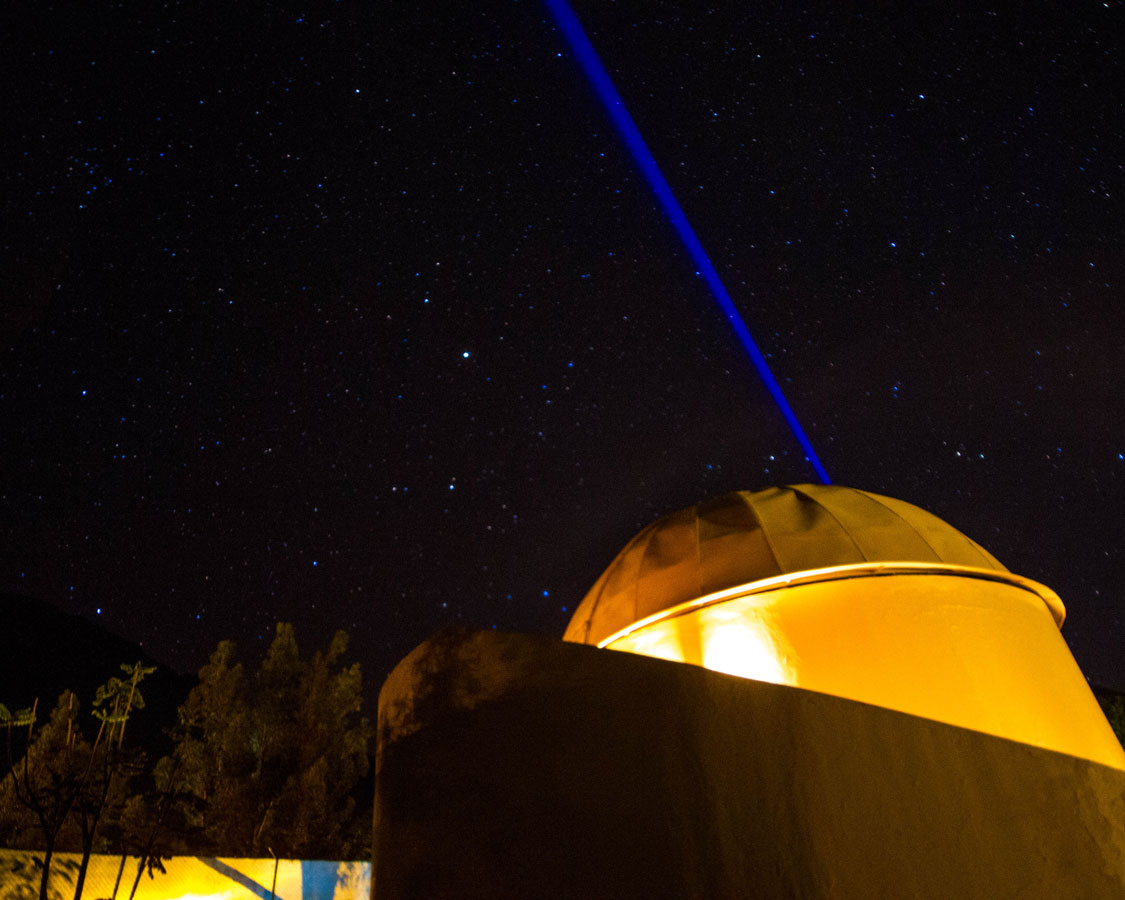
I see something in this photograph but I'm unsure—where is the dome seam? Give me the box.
[789,484,870,562]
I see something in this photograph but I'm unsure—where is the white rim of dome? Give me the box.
[594,562,1066,649]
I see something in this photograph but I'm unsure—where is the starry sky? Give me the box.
[3,2,1123,691]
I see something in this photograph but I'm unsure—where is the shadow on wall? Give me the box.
[0,849,369,900]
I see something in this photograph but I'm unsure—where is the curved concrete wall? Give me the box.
[374,629,1125,899]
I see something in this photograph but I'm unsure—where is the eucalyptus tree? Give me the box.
[173,624,372,858]
[2,693,89,900]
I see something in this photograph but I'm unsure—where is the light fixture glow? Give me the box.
[701,621,790,685]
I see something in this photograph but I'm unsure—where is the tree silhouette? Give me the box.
[69,662,155,900]
[2,692,89,900]
[2,662,153,900]
[173,624,372,858]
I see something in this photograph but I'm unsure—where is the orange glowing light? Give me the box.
[595,565,1125,770]
[701,620,790,684]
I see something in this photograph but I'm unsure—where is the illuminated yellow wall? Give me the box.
[603,568,1125,769]
[0,849,370,900]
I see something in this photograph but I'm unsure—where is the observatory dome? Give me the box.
[561,484,1123,768]
[564,484,1057,648]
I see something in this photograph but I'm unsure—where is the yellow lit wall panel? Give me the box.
[605,572,1125,769]
[0,850,369,900]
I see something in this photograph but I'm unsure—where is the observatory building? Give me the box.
[564,485,1124,768]
[372,485,1125,898]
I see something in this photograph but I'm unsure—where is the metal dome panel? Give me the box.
[564,484,1009,646]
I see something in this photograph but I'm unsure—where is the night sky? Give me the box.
[3,2,1123,692]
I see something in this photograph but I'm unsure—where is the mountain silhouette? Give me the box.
[0,593,194,745]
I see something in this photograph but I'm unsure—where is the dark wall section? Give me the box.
[373,629,1125,899]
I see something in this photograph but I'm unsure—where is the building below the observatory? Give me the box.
[371,486,1125,899]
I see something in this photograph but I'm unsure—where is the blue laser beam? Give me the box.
[544,0,830,484]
